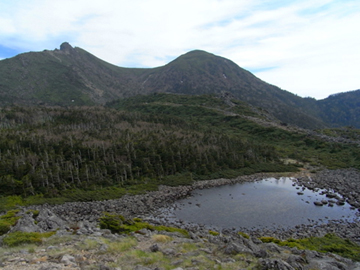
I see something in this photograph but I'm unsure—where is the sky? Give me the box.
[0,0,359,100]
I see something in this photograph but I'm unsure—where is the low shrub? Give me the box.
[238,231,250,239]
[2,231,56,247]
[0,210,20,235]
[259,233,360,261]
[209,230,219,236]
[259,236,281,244]
[0,196,23,212]
[26,209,40,219]
[99,213,189,237]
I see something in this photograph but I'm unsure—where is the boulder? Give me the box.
[60,254,76,266]
[10,213,43,233]
[149,243,159,252]
[314,201,323,206]
[36,208,67,231]
[223,242,253,255]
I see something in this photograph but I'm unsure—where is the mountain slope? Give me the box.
[0,42,149,106]
[139,50,326,129]
[317,90,360,127]
[0,43,359,128]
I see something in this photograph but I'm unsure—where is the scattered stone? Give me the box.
[259,258,295,270]
[99,244,109,252]
[99,265,112,270]
[149,243,159,252]
[162,248,176,256]
[60,254,76,266]
[134,266,152,270]
[223,242,253,255]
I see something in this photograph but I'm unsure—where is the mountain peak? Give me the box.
[60,42,74,53]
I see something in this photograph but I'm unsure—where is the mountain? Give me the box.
[0,42,150,106]
[137,50,326,129]
[317,90,360,128]
[0,42,359,129]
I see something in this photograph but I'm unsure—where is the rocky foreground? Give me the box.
[1,169,360,269]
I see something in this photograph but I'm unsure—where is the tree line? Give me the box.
[0,106,279,198]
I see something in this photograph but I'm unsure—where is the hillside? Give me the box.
[1,43,359,128]
[0,94,359,203]
[0,42,150,106]
[317,90,360,127]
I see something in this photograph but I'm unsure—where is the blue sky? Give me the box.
[0,0,359,99]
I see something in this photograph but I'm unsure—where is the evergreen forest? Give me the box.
[0,94,359,206]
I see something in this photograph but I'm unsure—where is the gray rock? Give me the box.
[306,260,345,270]
[286,254,306,269]
[10,214,43,233]
[99,244,109,252]
[259,258,295,270]
[60,254,76,266]
[223,242,253,255]
[92,231,103,237]
[264,242,282,253]
[99,265,111,270]
[254,249,268,258]
[149,243,159,252]
[39,265,62,270]
[162,248,176,256]
[36,208,67,231]
[134,266,152,270]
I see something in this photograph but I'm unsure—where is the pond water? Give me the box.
[157,178,359,230]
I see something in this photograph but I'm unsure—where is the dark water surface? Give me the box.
[158,178,359,230]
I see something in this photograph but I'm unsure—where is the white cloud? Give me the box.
[0,0,359,99]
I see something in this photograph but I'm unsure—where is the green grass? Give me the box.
[2,231,56,247]
[0,209,20,235]
[259,234,360,261]
[99,213,189,237]
[238,231,250,239]
[0,196,24,212]
[209,230,220,236]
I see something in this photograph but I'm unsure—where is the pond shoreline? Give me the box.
[143,169,360,243]
[20,168,360,244]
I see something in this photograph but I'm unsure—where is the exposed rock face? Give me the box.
[59,42,74,53]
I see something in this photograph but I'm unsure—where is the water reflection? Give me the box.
[158,177,359,230]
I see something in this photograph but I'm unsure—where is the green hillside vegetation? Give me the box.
[0,94,359,207]
[109,94,360,168]
[260,234,360,262]
[317,90,360,128]
[0,50,93,106]
[1,43,359,128]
